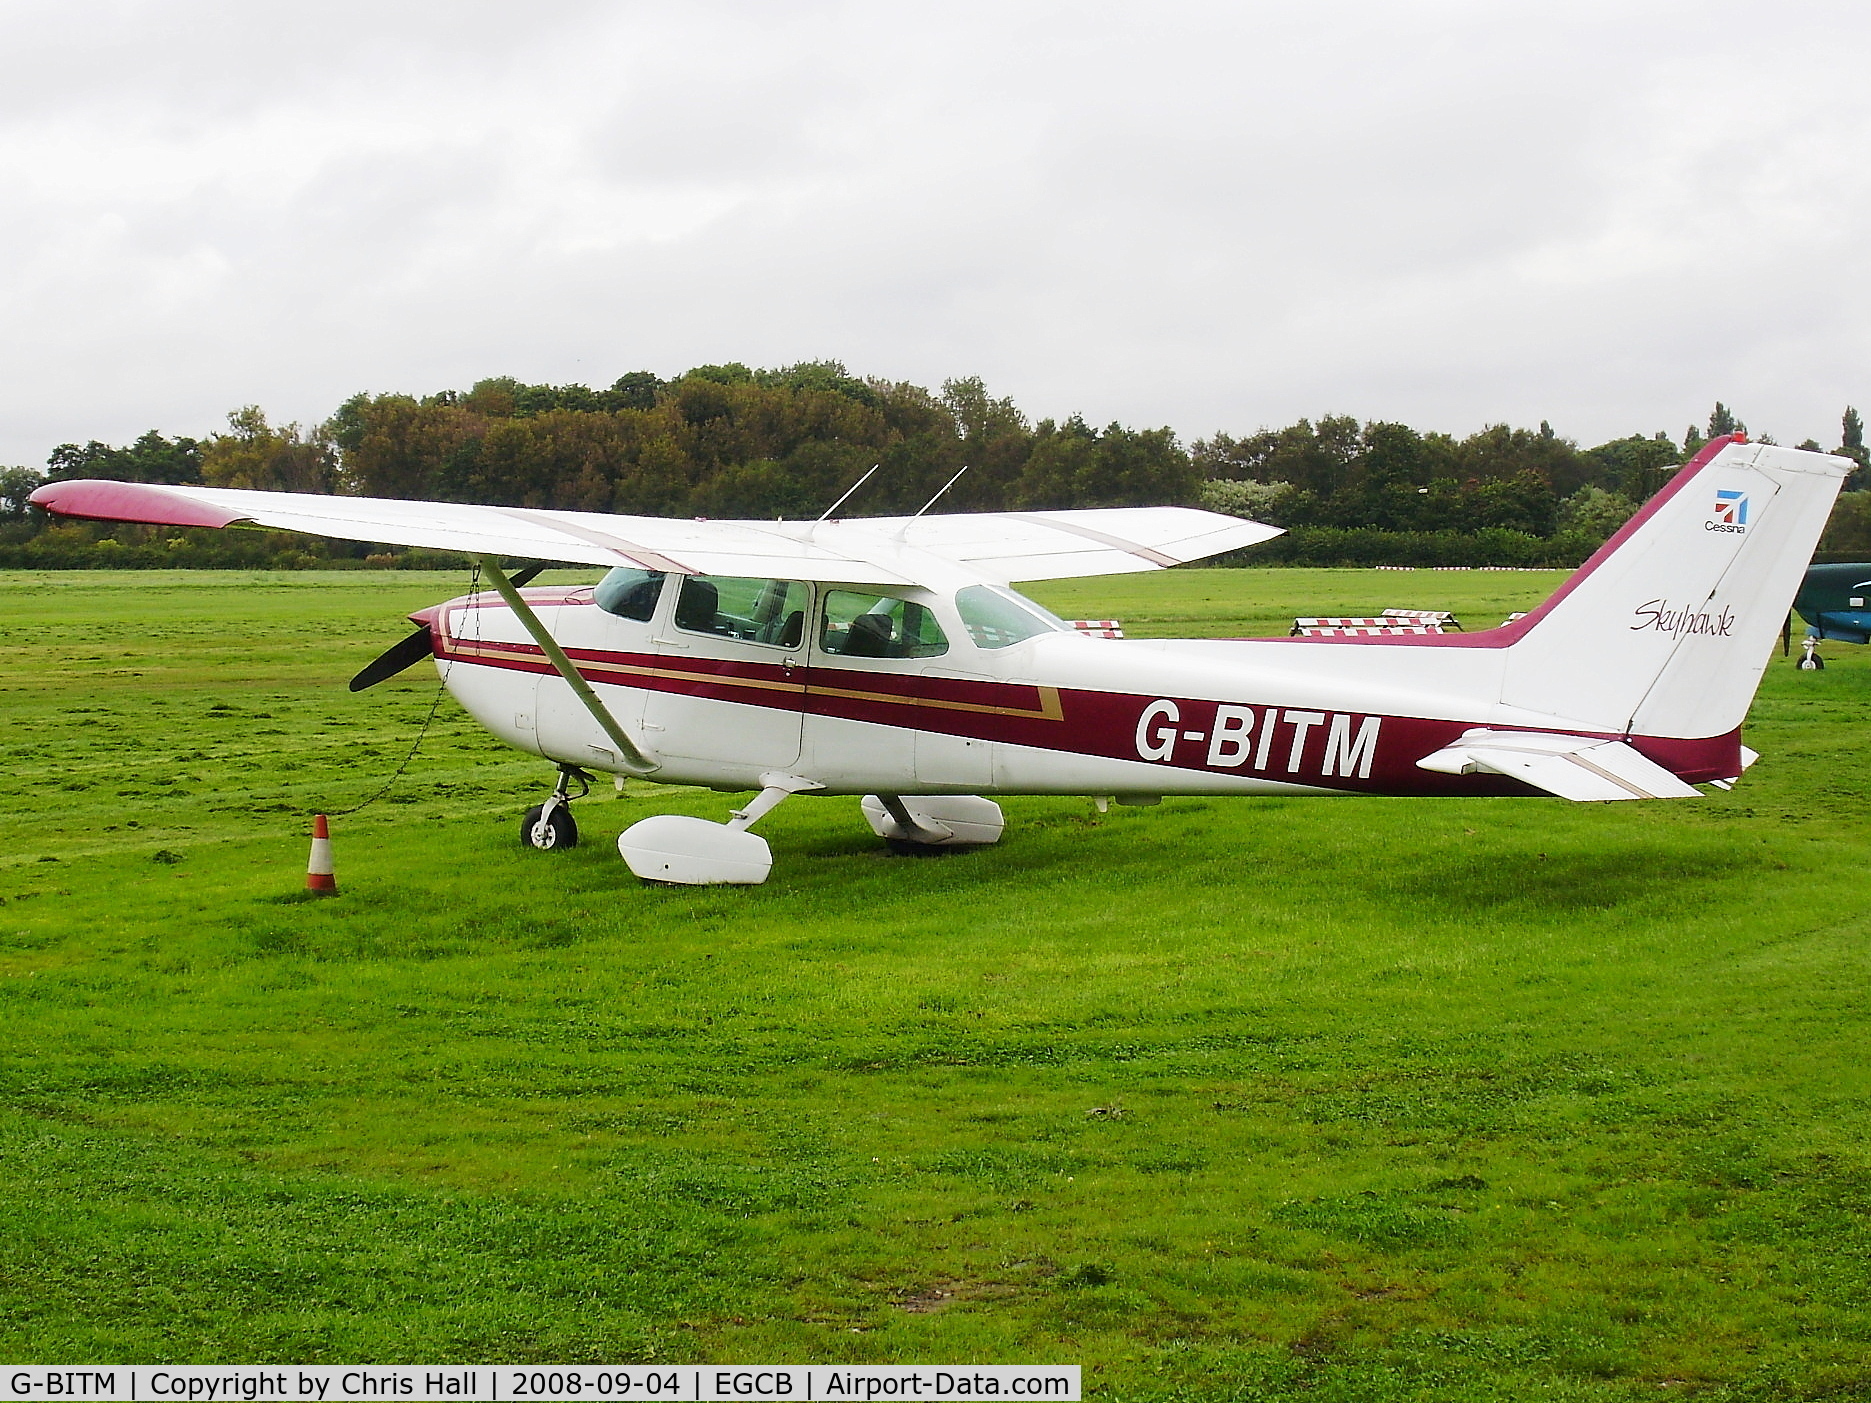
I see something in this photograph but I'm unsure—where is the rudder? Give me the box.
[1498,436,1849,738]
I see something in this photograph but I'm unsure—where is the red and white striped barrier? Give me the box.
[1290,616,1446,636]
[1069,619,1125,639]
[1292,623,1444,637]
[1382,608,1462,628]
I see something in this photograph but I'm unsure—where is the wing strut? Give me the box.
[478,558,661,776]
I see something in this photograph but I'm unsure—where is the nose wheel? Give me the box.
[1797,636,1826,670]
[521,766,591,849]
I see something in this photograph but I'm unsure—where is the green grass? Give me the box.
[3,567,1870,1399]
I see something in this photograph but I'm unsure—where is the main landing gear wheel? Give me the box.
[521,803,579,849]
[862,795,1006,856]
[615,776,825,885]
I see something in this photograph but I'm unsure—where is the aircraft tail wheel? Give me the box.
[521,803,579,849]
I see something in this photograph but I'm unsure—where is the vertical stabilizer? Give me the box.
[1499,437,1849,737]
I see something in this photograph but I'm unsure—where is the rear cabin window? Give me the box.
[673,575,809,648]
[819,592,949,659]
[593,568,666,621]
[954,584,1069,649]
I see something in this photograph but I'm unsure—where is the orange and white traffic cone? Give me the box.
[306,813,337,893]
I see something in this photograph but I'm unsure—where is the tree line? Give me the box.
[4,362,1869,568]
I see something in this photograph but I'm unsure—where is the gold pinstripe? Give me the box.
[443,639,1066,722]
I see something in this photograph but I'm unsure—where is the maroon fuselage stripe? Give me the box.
[433,625,1743,796]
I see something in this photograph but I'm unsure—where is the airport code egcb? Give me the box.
[3,1368,1080,1402]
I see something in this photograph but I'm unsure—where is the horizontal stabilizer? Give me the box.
[1416,730,1703,802]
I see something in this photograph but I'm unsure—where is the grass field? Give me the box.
[2,567,1869,1400]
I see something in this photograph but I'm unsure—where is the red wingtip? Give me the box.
[28,480,250,529]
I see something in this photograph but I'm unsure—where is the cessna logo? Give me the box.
[1707,489,1749,533]
[1135,700,1381,778]
[1630,599,1735,638]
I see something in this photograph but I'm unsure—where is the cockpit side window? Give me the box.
[594,568,666,621]
[673,575,810,648]
[819,591,949,659]
[954,584,1070,649]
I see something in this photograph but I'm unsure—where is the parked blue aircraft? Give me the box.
[1791,562,1871,668]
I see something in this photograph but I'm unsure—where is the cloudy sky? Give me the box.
[3,0,1868,467]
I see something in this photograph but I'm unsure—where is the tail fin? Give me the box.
[1499,436,1849,738]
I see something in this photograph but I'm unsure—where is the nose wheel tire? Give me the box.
[521,804,580,850]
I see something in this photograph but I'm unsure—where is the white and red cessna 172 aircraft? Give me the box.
[31,434,1848,885]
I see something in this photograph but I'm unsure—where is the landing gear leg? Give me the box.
[1798,635,1826,670]
[876,795,952,856]
[521,766,591,850]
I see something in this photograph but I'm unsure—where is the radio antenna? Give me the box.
[816,464,879,522]
[911,466,968,518]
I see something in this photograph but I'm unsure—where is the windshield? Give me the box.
[593,568,666,621]
[954,584,1071,649]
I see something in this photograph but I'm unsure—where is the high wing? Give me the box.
[28,480,1281,586]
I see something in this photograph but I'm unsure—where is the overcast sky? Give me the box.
[3,0,1868,467]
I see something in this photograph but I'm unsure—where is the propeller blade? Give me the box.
[1783,611,1791,656]
[349,564,549,691]
[349,626,436,692]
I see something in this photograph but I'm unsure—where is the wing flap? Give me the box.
[864,506,1283,582]
[1416,730,1703,801]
